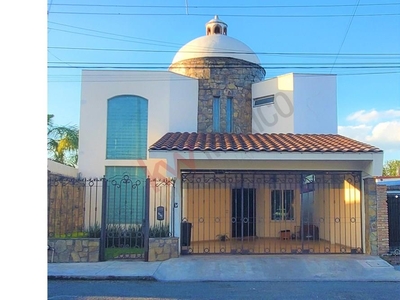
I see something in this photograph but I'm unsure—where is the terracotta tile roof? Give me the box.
[149,132,382,153]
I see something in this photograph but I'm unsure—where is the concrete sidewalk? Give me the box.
[48,254,400,282]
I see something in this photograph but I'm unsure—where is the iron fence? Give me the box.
[48,173,175,261]
[180,170,363,255]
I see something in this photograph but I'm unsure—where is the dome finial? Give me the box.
[206,15,227,36]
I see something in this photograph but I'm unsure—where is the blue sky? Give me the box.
[47,0,400,162]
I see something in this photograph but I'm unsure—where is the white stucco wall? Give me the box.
[48,159,78,178]
[78,70,198,178]
[252,73,294,133]
[251,73,337,134]
[293,74,337,134]
[149,150,384,179]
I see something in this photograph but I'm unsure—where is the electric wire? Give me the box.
[48,12,400,17]
[329,0,361,74]
[49,3,400,9]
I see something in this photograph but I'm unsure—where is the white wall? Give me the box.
[150,150,384,178]
[251,73,337,134]
[48,159,78,178]
[79,70,198,178]
[293,74,337,134]
[252,73,294,133]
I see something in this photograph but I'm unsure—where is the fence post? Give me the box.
[143,177,150,262]
[170,178,176,237]
[99,176,107,261]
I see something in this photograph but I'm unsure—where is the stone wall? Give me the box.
[377,184,389,254]
[169,57,265,133]
[364,178,389,255]
[364,177,377,255]
[48,238,100,263]
[148,237,179,262]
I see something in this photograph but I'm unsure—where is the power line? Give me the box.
[47,70,400,83]
[47,12,400,17]
[47,46,400,58]
[330,0,361,73]
[47,64,400,69]
[49,3,400,9]
[48,27,180,49]
[48,21,181,48]
[47,61,400,66]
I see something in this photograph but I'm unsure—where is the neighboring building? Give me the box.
[78,16,384,256]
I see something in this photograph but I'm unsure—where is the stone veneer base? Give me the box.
[48,238,100,263]
[148,237,179,262]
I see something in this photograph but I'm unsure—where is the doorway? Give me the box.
[232,188,256,238]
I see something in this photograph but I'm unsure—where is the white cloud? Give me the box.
[339,121,400,158]
[366,121,400,144]
[338,124,372,142]
[347,109,400,123]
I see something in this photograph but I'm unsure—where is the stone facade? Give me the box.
[364,178,389,255]
[364,177,377,255]
[148,237,179,262]
[377,184,389,254]
[48,238,100,263]
[169,57,265,133]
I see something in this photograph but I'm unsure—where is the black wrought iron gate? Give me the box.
[387,194,400,252]
[181,170,363,255]
[99,176,174,261]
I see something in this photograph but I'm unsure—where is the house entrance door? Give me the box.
[231,188,256,239]
[299,176,317,253]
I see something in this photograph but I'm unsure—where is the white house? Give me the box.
[78,16,384,256]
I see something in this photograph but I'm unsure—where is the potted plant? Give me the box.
[216,233,229,241]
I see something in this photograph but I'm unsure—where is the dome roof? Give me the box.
[171,16,260,65]
[171,34,261,65]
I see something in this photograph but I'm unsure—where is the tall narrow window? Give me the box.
[213,97,220,132]
[226,97,233,133]
[106,95,148,159]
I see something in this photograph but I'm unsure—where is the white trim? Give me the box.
[149,150,383,178]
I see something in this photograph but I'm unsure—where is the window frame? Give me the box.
[106,95,148,160]
[226,97,233,133]
[253,95,274,107]
[213,96,221,132]
[271,189,295,221]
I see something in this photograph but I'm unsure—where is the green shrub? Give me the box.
[87,222,101,238]
[149,223,170,238]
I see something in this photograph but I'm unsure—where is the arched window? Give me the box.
[214,25,221,34]
[106,95,148,159]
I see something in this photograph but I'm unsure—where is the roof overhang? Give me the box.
[149,149,383,178]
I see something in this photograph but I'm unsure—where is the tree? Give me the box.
[382,159,400,176]
[47,114,79,167]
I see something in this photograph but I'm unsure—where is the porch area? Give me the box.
[180,170,363,255]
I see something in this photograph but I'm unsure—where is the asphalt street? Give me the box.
[48,280,400,300]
